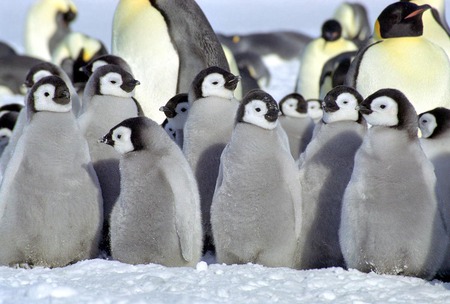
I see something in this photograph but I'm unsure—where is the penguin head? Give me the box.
[24,62,63,89]
[358,88,418,138]
[236,89,280,130]
[28,75,71,114]
[82,54,132,78]
[100,117,150,154]
[321,19,342,42]
[0,105,21,141]
[322,85,363,124]
[159,93,189,129]
[189,66,240,102]
[374,2,430,39]
[418,107,450,139]
[306,99,323,121]
[279,93,308,118]
[91,65,140,98]
[161,118,176,140]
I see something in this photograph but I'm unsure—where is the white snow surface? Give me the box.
[1,1,450,303]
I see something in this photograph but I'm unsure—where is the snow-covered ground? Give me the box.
[0,1,450,303]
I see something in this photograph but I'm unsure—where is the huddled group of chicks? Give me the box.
[0,0,448,283]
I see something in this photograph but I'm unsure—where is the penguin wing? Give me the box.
[131,97,145,117]
[213,144,229,195]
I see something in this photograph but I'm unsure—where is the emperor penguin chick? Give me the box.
[77,64,141,253]
[418,107,450,279]
[278,93,315,159]
[211,90,302,268]
[183,66,240,251]
[296,86,366,270]
[339,88,448,280]
[101,117,202,266]
[0,76,102,267]
[159,93,189,148]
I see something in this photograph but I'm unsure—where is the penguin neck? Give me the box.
[368,126,418,150]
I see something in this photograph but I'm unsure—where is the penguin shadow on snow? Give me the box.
[299,130,363,269]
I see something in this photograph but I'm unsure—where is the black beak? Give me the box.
[159,106,176,118]
[224,75,241,90]
[322,101,339,113]
[98,133,114,146]
[121,79,140,93]
[24,79,33,88]
[356,103,373,115]
[53,89,71,105]
[265,109,279,122]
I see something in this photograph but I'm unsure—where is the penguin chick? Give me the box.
[297,85,366,270]
[159,93,189,148]
[418,107,450,279]
[82,54,133,78]
[183,66,240,252]
[278,93,315,159]
[339,88,448,280]
[100,116,202,266]
[77,64,141,254]
[0,75,102,267]
[211,89,302,268]
[0,104,22,156]
[306,99,324,124]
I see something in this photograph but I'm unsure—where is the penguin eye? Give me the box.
[212,81,219,85]
[111,80,117,84]
[44,92,50,97]
[255,108,261,112]
[181,108,187,112]
[422,119,428,124]
[343,101,348,104]
[380,105,386,109]
[117,134,121,139]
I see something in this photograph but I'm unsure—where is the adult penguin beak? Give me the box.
[404,5,430,19]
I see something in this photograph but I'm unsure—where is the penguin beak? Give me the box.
[121,79,140,93]
[23,79,33,88]
[356,104,373,115]
[53,89,71,105]
[80,64,91,76]
[322,100,339,113]
[265,108,279,123]
[159,106,176,118]
[224,75,241,91]
[405,5,430,19]
[98,133,114,146]
[63,7,77,24]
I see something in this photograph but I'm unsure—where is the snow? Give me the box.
[1,1,450,303]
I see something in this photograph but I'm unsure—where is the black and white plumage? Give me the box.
[159,93,189,148]
[211,89,302,267]
[339,88,447,279]
[0,75,103,267]
[100,117,202,266]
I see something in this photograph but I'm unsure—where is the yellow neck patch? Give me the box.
[374,20,382,40]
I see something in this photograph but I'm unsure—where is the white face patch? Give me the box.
[33,83,72,113]
[243,99,278,130]
[99,72,134,98]
[91,60,108,73]
[32,70,53,85]
[282,98,306,118]
[307,100,323,120]
[363,96,399,127]
[0,128,12,139]
[169,101,189,129]
[419,113,437,138]
[201,73,234,100]
[323,92,359,124]
[111,126,134,154]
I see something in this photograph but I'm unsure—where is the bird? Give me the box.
[112,0,229,123]
[296,85,366,270]
[278,93,315,159]
[339,88,448,280]
[0,103,22,156]
[183,66,240,252]
[296,19,358,100]
[333,2,371,48]
[159,93,189,148]
[0,75,103,267]
[77,64,141,254]
[306,99,324,123]
[346,2,450,115]
[211,89,302,268]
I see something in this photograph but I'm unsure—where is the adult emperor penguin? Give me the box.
[0,76,102,267]
[278,93,315,159]
[100,117,202,266]
[418,107,450,279]
[296,86,366,270]
[333,2,371,48]
[339,88,447,279]
[159,93,189,148]
[112,0,229,123]
[183,66,240,252]
[296,19,358,100]
[25,0,77,61]
[346,2,450,115]
[77,64,141,253]
[211,89,302,268]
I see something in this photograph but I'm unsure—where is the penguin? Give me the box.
[25,0,77,61]
[333,2,371,48]
[159,93,189,148]
[77,64,141,253]
[112,0,229,123]
[306,99,324,124]
[296,86,366,270]
[418,107,450,279]
[183,66,240,252]
[100,116,202,266]
[339,88,448,280]
[0,104,22,156]
[296,19,358,100]
[278,93,315,159]
[346,2,450,115]
[234,51,271,93]
[211,89,302,268]
[161,118,176,141]
[0,75,102,267]
[0,41,16,58]
[82,54,133,78]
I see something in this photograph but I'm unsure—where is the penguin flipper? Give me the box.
[131,97,145,117]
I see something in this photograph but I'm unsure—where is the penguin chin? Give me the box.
[363,112,398,127]
[243,118,278,130]
[322,109,358,124]
[34,101,72,113]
